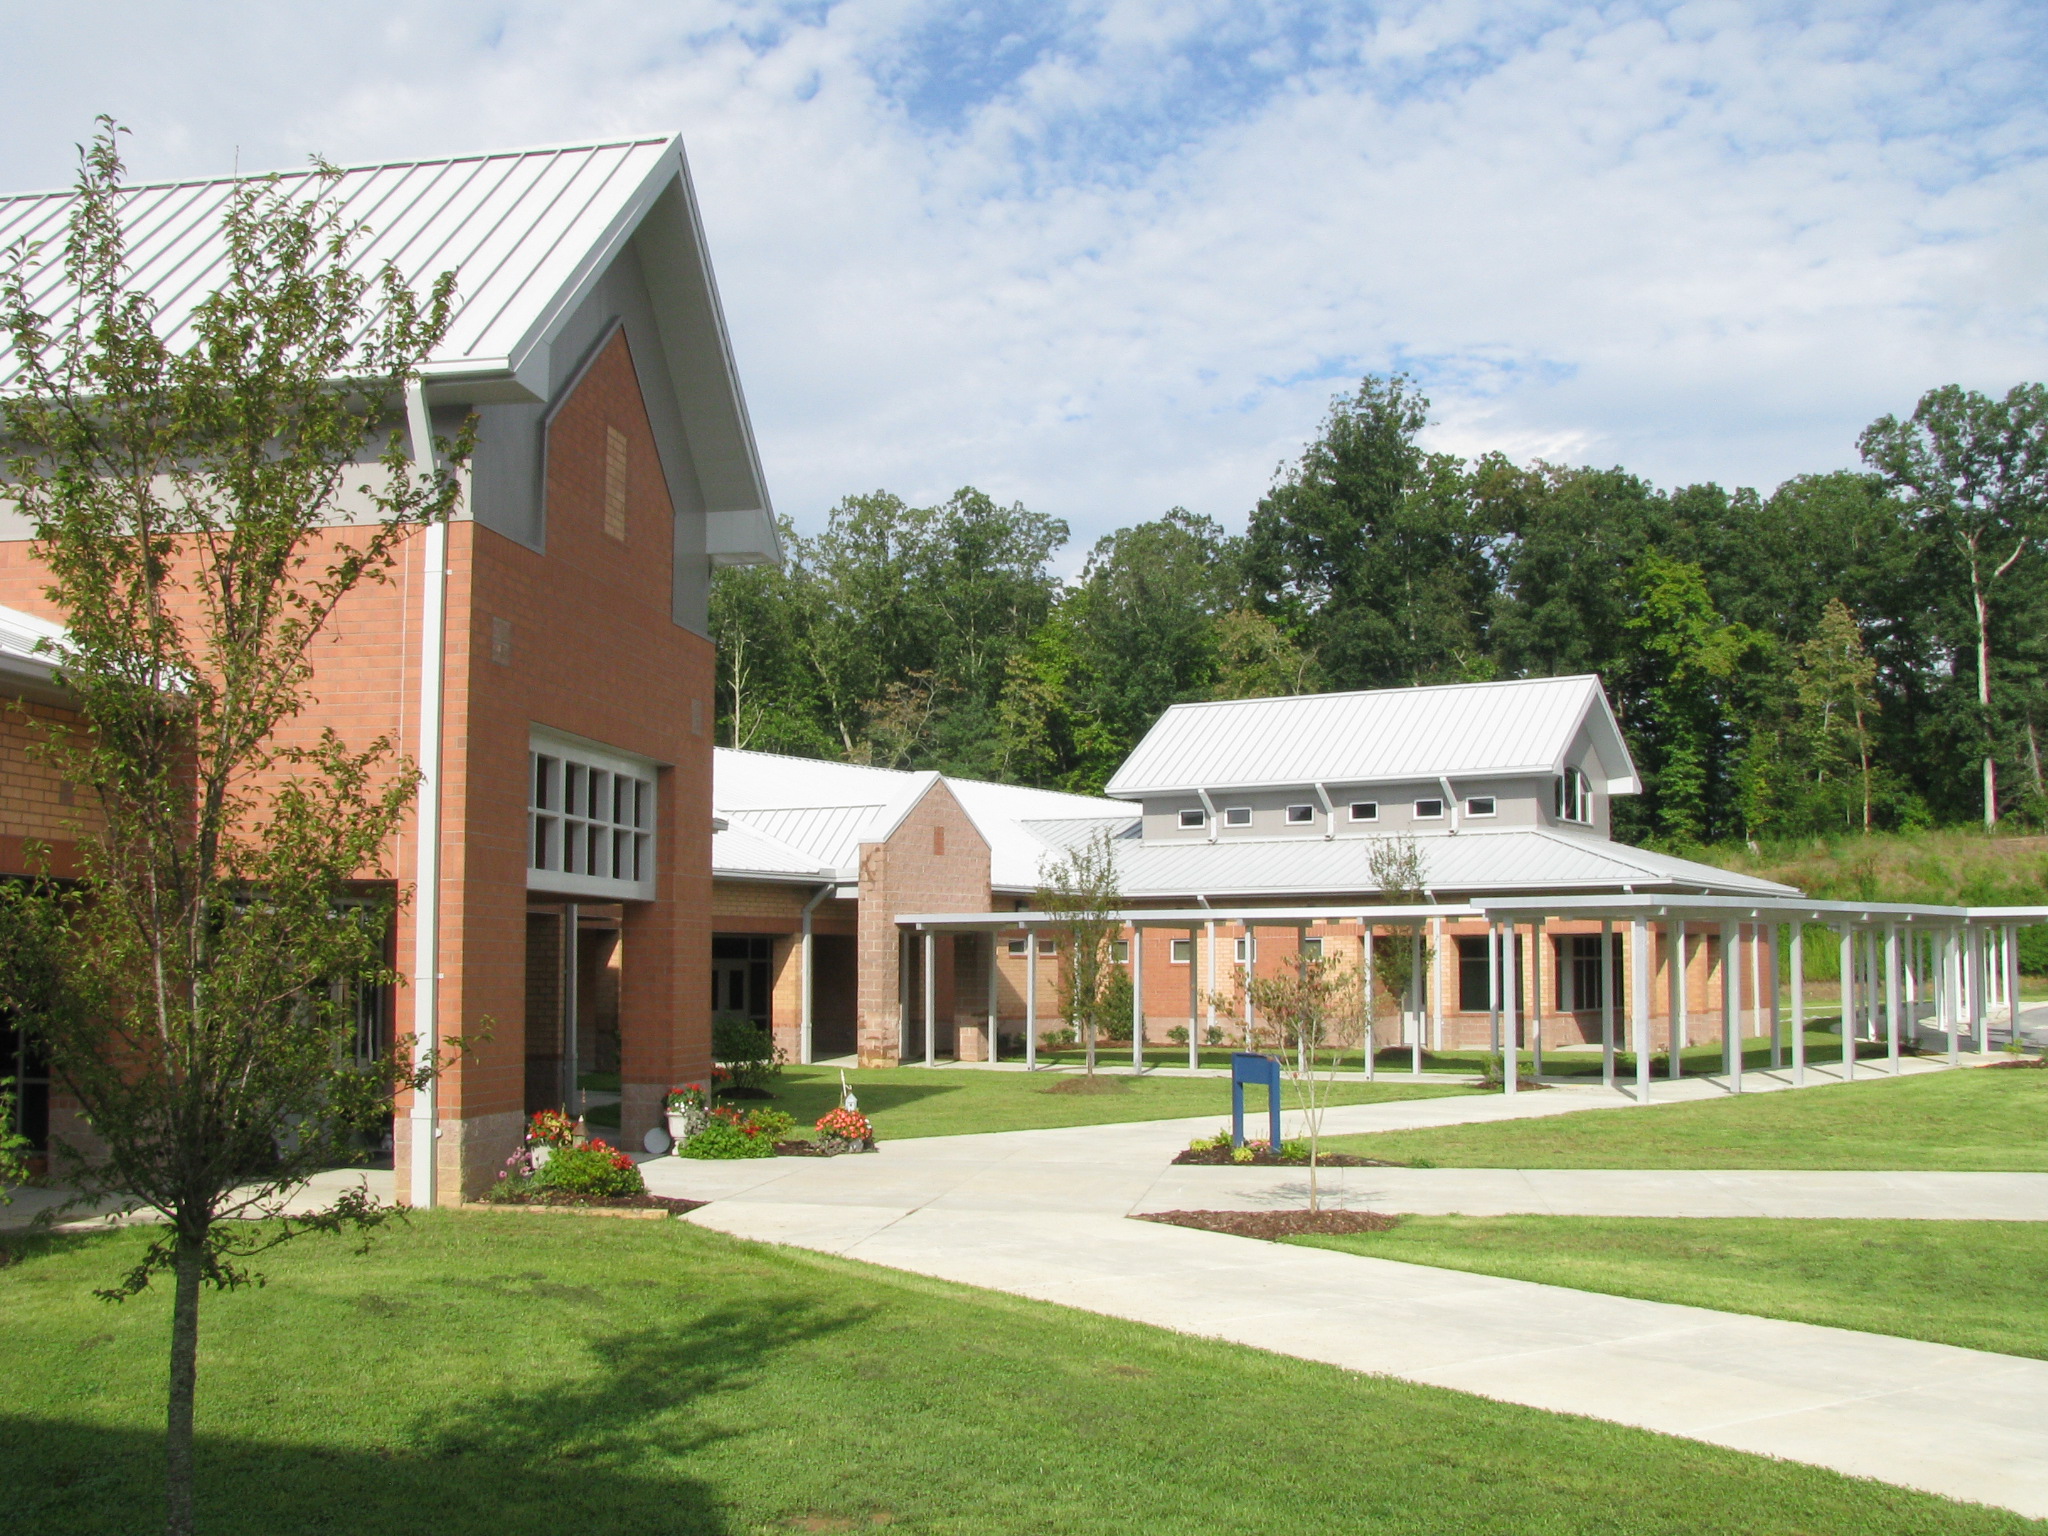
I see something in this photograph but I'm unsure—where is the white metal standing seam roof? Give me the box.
[710,749,1131,889]
[710,820,834,883]
[1100,827,1797,901]
[0,135,775,552]
[0,601,67,703]
[1103,675,1639,798]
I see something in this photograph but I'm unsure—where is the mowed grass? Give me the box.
[1321,1066,2048,1171]
[2,1216,2038,1536]
[1292,1216,2048,1360]
[759,1063,1475,1140]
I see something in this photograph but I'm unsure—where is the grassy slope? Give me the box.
[760,1064,1474,1140]
[1321,1066,2048,1170]
[1293,1215,2048,1361]
[2,1216,2037,1536]
[1704,827,2048,908]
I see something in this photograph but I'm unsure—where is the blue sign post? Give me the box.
[1230,1051,1283,1148]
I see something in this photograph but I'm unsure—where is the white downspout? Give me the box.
[1438,776,1460,834]
[799,883,831,1064]
[1312,782,1336,840]
[1196,787,1219,843]
[406,380,447,1211]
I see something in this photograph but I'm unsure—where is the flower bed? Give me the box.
[1171,1129,1397,1168]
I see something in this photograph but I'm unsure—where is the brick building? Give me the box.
[0,136,778,1202]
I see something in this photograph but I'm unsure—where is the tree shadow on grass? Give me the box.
[4,1291,868,1536]
[420,1289,868,1469]
[3,1415,735,1536]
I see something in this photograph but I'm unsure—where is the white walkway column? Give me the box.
[1024,931,1038,1071]
[1767,922,1783,1070]
[2006,924,2024,1048]
[1790,922,1807,1086]
[1944,926,1962,1068]
[1600,919,1616,1089]
[986,932,999,1066]
[923,929,937,1067]
[1429,918,1446,1053]
[1131,922,1145,1072]
[1884,923,1902,1074]
[1970,923,1988,1055]
[1186,924,1201,1072]
[1722,921,1743,1094]
[1633,919,1653,1103]
[1203,918,1217,1065]
[1531,917,1546,1080]
[1668,919,1686,1080]
[1839,925,1857,1081]
[1410,927,1426,1074]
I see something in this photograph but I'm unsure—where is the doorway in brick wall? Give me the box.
[525,903,624,1127]
[711,934,772,1028]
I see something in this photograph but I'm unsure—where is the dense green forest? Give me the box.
[711,376,2048,851]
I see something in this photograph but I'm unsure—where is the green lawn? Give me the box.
[755,1064,1476,1140]
[1321,1065,2048,1171]
[1292,1215,2048,1360]
[1,1216,2035,1535]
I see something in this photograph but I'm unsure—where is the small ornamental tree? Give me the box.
[1366,834,1432,1069]
[1036,826,1123,1074]
[1241,950,1361,1210]
[0,123,472,1536]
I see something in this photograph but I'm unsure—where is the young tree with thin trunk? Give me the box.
[1365,835,1431,1064]
[1861,384,2048,829]
[1036,826,1123,1075]
[1241,949,1361,1211]
[1,123,471,1536]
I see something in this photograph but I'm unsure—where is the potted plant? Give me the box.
[665,1084,709,1146]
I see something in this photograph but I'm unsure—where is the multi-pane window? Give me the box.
[528,735,656,898]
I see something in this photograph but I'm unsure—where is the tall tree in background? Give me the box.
[1,126,470,1535]
[1625,556,1768,846]
[1861,385,2048,828]
[1795,598,1882,832]
[1245,374,1495,690]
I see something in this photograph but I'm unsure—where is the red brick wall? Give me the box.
[0,326,717,1199]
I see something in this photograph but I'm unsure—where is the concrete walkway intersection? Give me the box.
[641,1069,2048,1521]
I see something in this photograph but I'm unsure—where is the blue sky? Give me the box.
[0,1,2041,564]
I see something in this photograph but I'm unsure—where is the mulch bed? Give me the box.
[1137,1208,1400,1240]
[1171,1146,1398,1167]
[772,1139,877,1157]
[1989,1057,2047,1069]
[1041,1075,1130,1096]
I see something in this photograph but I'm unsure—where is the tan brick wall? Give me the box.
[855,782,992,1065]
[0,698,95,875]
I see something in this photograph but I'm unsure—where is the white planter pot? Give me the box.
[665,1111,694,1144]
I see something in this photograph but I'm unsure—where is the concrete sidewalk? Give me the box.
[639,1075,2048,1519]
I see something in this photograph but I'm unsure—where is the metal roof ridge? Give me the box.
[0,133,681,204]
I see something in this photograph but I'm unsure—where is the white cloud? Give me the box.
[0,0,2040,565]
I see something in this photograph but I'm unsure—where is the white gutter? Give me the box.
[406,380,447,1211]
[798,882,832,1064]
